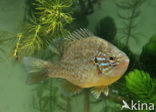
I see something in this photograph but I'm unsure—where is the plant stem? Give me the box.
[126,3,137,45]
[84,90,89,112]
[13,33,23,58]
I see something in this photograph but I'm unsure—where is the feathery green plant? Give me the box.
[125,69,156,103]
[116,0,146,46]
[13,0,73,60]
[0,30,16,61]
[110,69,156,112]
[33,79,68,112]
[33,0,73,34]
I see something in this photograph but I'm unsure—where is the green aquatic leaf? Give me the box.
[125,69,156,103]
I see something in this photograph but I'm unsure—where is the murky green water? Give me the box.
[0,0,156,112]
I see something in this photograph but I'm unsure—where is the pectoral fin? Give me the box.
[91,86,109,98]
[62,81,83,95]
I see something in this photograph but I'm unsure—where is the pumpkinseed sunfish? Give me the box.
[23,29,129,98]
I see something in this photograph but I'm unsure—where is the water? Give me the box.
[0,0,156,112]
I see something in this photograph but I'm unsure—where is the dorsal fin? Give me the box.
[65,28,94,41]
[49,29,93,56]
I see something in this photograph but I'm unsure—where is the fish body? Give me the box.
[23,29,129,98]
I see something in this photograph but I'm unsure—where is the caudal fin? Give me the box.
[23,57,52,85]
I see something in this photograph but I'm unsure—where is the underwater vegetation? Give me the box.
[116,0,146,46]
[0,0,156,112]
[32,79,70,112]
[71,0,102,28]
[140,34,156,77]
[0,30,16,61]
[126,69,156,104]
[95,16,117,43]
[12,0,74,60]
[0,31,7,61]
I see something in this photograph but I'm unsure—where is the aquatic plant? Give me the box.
[111,69,156,112]
[33,79,69,112]
[116,0,146,46]
[0,32,6,61]
[33,0,73,34]
[0,0,101,60]
[72,0,102,28]
[76,0,102,15]
[0,30,16,61]
[13,0,73,60]
[140,34,156,77]
[100,100,121,112]
[89,95,121,112]
[125,69,156,103]
[95,16,117,43]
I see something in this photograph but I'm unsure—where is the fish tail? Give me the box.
[23,57,53,85]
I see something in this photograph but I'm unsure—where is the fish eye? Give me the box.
[110,57,114,60]
[94,57,98,63]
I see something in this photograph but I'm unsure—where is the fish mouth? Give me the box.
[118,56,129,74]
[125,58,130,63]
[107,57,130,77]
[123,56,130,66]
[119,56,129,68]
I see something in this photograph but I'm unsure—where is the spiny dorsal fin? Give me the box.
[49,29,93,55]
[65,28,94,41]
